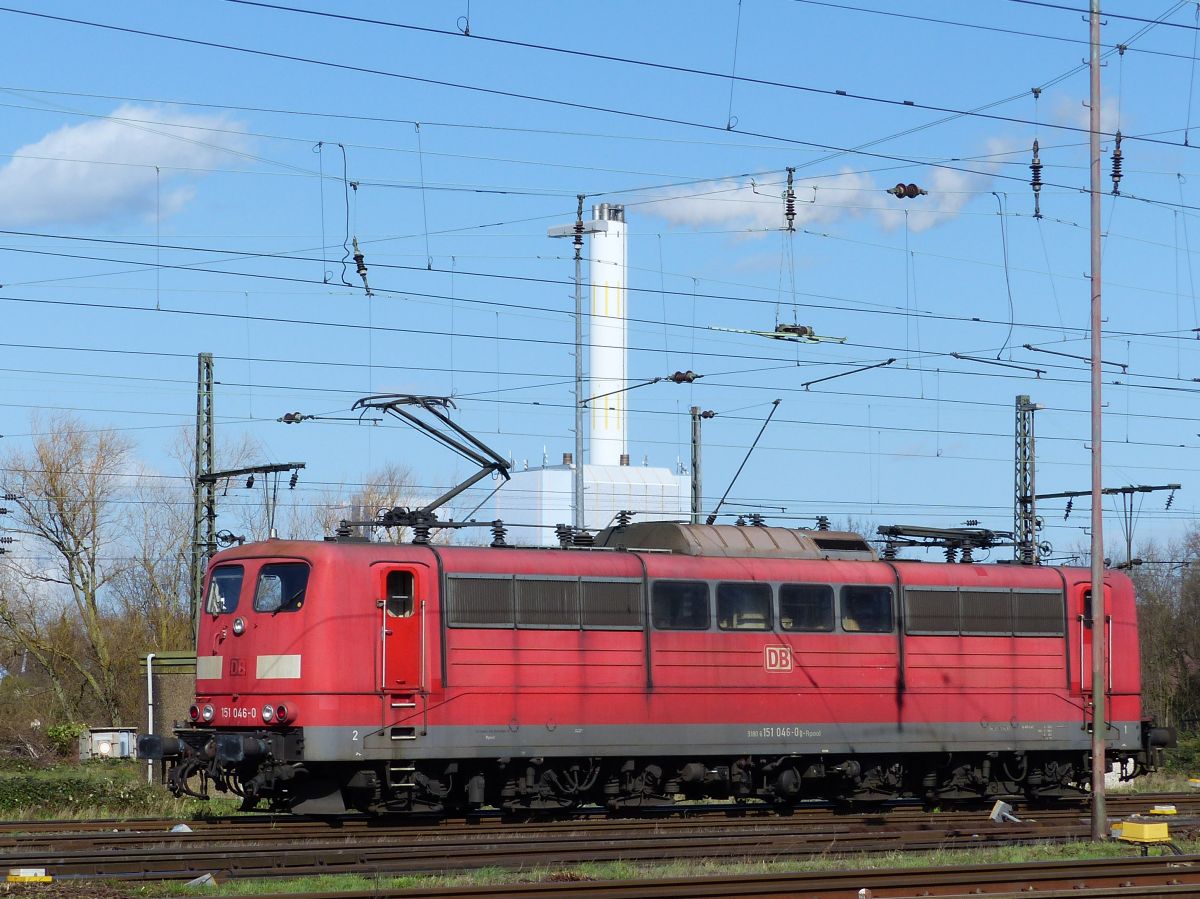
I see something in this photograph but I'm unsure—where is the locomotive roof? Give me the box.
[594,521,877,561]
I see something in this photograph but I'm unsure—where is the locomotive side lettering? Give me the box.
[764,645,793,673]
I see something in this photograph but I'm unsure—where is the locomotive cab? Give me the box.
[140,540,438,814]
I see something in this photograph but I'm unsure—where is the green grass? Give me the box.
[134,838,1200,897]
[1109,771,1199,793]
[1164,733,1200,774]
[0,759,240,821]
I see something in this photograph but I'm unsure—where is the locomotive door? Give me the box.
[375,564,427,700]
[1076,586,1111,695]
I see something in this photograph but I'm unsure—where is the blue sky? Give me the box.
[3,0,1200,560]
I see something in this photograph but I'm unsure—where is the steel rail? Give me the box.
[3,790,1195,837]
[7,815,1198,881]
[7,807,1200,855]
[203,855,1200,899]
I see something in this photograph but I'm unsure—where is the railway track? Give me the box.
[202,855,1200,898]
[2,790,1194,838]
[5,796,1198,882]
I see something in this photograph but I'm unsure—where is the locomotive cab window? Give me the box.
[840,585,893,633]
[385,570,414,618]
[779,584,834,631]
[206,565,244,615]
[254,562,309,613]
[651,581,710,630]
[717,582,772,630]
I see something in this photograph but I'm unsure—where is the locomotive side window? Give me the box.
[779,584,834,631]
[840,585,893,633]
[717,582,772,631]
[446,575,514,627]
[1013,590,1065,635]
[651,581,710,630]
[517,578,580,628]
[960,590,1011,634]
[206,565,244,615]
[385,570,414,618]
[253,562,309,613]
[581,580,644,629]
[905,588,960,634]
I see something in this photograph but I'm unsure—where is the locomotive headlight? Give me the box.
[232,617,245,635]
[261,704,275,723]
[275,704,290,723]
[201,704,215,723]
[188,704,200,722]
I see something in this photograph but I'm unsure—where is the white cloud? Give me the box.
[892,163,991,234]
[645,169,890,235]
[645,164,990,237]
[0,105,249,227]
[1050,91,1121,133]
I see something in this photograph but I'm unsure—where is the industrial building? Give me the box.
[496,204,689,546]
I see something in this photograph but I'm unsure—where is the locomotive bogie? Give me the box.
[158,741,1113,813]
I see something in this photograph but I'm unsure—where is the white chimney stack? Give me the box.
[589,203,627,467]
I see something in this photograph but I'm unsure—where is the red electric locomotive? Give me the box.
[141,519,1171,814]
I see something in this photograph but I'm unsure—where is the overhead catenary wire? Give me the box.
[10,2,1200,220]
[16,246,1200,399]
[790,0,1198,62]
[12,338,1200,428]
[210,0,1199,153]
[4,3,1200,554]
[11,241,1200,397]
[8,227,1200,343]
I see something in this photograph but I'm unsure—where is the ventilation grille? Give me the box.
[812,536,873,552]
[905,588,959,634]
[581,580,643,629]
[446,576,514,627]
[516,579,580,628]
[1013,590,1065,635]
[960,590,1012,634]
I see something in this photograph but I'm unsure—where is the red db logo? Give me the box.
[764,646,792,673]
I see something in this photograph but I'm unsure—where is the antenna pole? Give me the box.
[1088,0,1107,842]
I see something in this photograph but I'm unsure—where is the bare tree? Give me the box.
[294,462,420,543]
[0,413,134,724]
[108,468,192,652]
[0,566,78,723]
